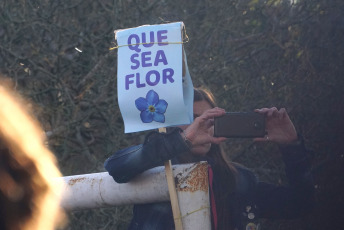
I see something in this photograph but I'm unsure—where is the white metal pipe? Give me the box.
[174,162,212,230]
[56,162,211,230]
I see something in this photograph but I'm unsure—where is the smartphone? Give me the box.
[214,112,266,138]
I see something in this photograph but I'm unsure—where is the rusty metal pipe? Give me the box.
[56,162,211,229]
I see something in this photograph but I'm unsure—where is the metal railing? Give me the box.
[55,162,211,230]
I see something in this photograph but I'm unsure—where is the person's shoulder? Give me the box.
[232,162,258,193]
[232,162,255,175]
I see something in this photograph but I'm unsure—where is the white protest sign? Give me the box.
[116,22,193,133]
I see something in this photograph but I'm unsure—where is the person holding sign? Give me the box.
[105,88,314,230]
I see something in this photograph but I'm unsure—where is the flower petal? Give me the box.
[153,112,165,123]
[155,100,168,113]
[146,90,159,105]
[135,97,148,111]
[140,110,153,123]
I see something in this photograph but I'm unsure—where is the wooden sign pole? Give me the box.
[159,127,183,230]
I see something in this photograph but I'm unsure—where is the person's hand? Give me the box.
[184,107,227,147]
[254,107,297,144]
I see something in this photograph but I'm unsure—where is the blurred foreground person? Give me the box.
[0,79,64,230]
[105,87,314,230]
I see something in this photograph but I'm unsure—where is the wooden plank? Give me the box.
[159,127,183,230]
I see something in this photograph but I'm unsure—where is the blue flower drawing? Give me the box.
[135,90,168,123]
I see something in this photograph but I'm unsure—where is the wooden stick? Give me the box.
[159,127,183,230]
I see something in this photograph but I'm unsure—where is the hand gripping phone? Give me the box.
[214,112,266,138]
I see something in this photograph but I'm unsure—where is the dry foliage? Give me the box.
[0,0,343,229]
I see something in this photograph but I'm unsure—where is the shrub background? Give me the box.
[0,0,343,229]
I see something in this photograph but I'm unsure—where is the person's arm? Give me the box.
[104,128,189,183]
[254,137,314,218]
[252,108,314,218]
[104,107,226,183]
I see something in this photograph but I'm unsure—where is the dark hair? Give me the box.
[0,80,64,230]
[193,87,237,230]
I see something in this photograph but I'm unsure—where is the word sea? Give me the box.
[124,30,176,90]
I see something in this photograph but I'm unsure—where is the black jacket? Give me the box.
[104,128,314,230]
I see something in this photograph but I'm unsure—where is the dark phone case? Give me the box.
[214,112,266,138]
